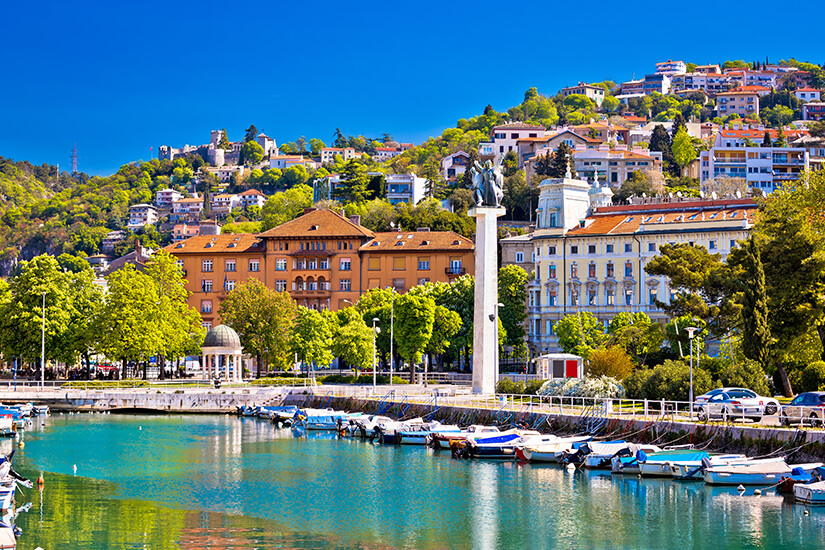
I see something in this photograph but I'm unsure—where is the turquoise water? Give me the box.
[7,414,825,549]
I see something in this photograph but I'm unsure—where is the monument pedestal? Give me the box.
[468,206,506,395]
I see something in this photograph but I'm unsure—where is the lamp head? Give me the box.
[685,326,698,338]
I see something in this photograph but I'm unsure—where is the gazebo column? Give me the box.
[237,353,242,381]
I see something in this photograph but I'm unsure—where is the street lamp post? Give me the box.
[390,288,394,385]
[41,291,46,389]
[685,326,698,420]
[372,318,380,388]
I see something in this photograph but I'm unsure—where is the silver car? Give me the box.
[779,392,825,427]
[695,387,779,416]
[697,389,774,422]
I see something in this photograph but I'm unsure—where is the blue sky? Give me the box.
[2,1,823,176]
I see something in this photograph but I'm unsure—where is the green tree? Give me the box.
[57,253,90,273]
[333,128,347,148]
[218,128,232,151]
[291,306,334,370]
[498,265,528,356]
[606,311,664,365]
[762,131,773,147]
[554,311,607,359]
[241,141,264,165]
[332,159,372,203]
[394,293,436,375]
[309,138,326,155]
[260,184,313,230]
[218,279,297,377]
[423,158,446,199]
[739,237,772,371]
[330,307,374,370]
[671,127,697,176]
[587,346,635,380]
[549,142,575,178]
[244,125,259,142]
[649,124,678,177]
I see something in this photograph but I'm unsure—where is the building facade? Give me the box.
[128,204,158,229]
[167,208,475,326]
[525,176,756,353]
[699,146,809,193]
[479,122,546,163]
[560,83,606,107]
[716,90,760,117]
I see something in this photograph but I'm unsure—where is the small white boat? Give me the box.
[703,461,824,485]
[432,425,501,449]
[670,455,780,480]
[583,443,661,469]
[515,436,592,462]
[793,480,825,504]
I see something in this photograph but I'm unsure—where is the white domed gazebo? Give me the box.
[202,324,244,382]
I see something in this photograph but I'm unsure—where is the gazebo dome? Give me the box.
[203,324,241,349]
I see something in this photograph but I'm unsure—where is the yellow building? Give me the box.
[527,175,756,353]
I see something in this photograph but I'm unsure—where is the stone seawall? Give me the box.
[299,394,825,463]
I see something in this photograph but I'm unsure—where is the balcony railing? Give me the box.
[445,267,466,275]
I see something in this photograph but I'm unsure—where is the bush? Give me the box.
[64,380,149,389]
[524,379,547,395]
[496,377,525,395]
[314,374,408,385]
[587,347,635,381]
[718,359,771,396]
[801,361,825,392]
[248,377,321,386]
[628,360,716,401]
[624,369,653,399]
[539,376,626,398]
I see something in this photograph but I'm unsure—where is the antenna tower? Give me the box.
[70,143,78,174]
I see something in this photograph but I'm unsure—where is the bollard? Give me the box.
[644,399,649,418]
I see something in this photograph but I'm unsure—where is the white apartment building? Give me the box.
[670,72,733,94]
[479,122,546,163]
[211,194,242,217]
[155,188,183,208]
[320,147,358,164]
[203,165,245,184]
[655,60,687,76]
[385,174,427,205]
[716,90,760,117]
[441,151,470,183]
[128,204,159,229]
[795,88,822,102]
[171,197,205,222]
[699,146,809,193]
[237,189,267,209]
[572,145,664,187]
[559,83,606,107]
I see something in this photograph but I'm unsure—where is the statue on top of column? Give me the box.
[470,160,504,208]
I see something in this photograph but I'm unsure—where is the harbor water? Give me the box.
[9,414,825,549]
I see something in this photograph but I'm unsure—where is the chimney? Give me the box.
[417,227,430,232]
[303,207,317,215]
[339,208,346,217]
[349,215,361,226]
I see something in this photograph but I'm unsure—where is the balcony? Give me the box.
[446,267,466,276]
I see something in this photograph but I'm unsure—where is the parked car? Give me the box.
[696,388,778,422]
[779,392,825,427]
[695,387,779,416]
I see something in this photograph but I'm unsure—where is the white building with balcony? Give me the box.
[479,122,546,163]
[155,188,183,208]
[654,59,687,76]
[699,146,809,193]
[128,204,159,229]
[385,174,427,205]
[716,90,760,117]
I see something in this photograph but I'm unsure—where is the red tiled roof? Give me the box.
[164,234,265,254]
[361,231,473,251]
[257,208,375,239]
[796,87,820,93]
[492,122,546,131]
[567,202,758,236]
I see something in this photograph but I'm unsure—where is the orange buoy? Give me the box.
[36,475,44,486]
[18,441,24,449]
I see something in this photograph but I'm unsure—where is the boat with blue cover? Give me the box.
[467,429,541,459]
[515,436,593,462]
[703,459,824,485]
[292,408,350,430]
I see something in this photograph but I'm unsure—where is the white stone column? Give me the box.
[469,206,506,395]
[236,354,242,382]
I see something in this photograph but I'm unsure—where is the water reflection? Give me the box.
[8,414,825,550]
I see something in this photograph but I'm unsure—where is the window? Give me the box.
[548,290,557,306]
[418,278,430,285]
[225,260,236,272]
[225,280,236,292]
[588,263,596,278]
[549,213,557,227]
[340,258,351,271]
[275,259,287,271]
[449,258,462,274]
[202,260,213,272]
[709,240,717,250]
[571,291,579,306]
[340,279,351,292]
[648,243,656,252]
[203,279,213,292]
[588,245,596,254]
[515,252,524,263]
[606,244,614,254]
[549,264,556,279]
[201,300,212,313]
[393,257,406,270]
[418,257,430,270]
[571,245,578,254]
[275,279,287,292]
[730,239,737,249]
[625,289,633,306]
[548,246,556,255]
[624,243,632,253]
[393,278,405,291]
[606,263,614,278]
[571,264,579,278]
[308,259,317,270]
[249,260,260,272]
[175,260,184,271]
[202,322,212,331]
[369,258,380,271]
[547,320,554,335]
[649,289,657,305]
[588,289,597,305]
[625,262,633,277]
[319,259,329,269]
[606,288,615,305]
